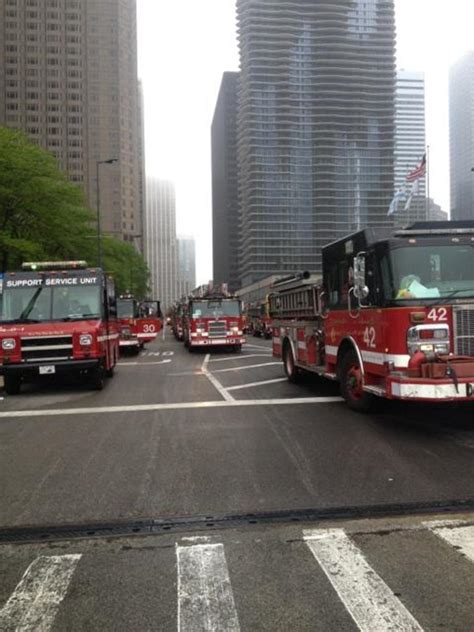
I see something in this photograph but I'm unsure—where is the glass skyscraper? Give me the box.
[236,0,396,284]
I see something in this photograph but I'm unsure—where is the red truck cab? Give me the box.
[183,284,246,352]
[0,261,118,394]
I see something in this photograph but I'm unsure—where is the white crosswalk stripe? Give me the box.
[425,520,474,563]
[1,522,474,630]
[176,542,240,632]
[304,528,424,632]
[0,554,81,632]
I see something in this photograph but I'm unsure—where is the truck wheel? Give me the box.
[4,375,21,395]
[188,345,194,353]
[340,349,374,412]
[233,344,242,353]
[283,342,300,383]
[89,367,105,391]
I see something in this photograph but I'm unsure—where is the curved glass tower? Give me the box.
[236,0,396,284]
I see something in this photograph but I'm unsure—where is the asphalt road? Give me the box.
[0,331,473,630]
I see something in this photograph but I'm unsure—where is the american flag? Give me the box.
[406,154,427,183]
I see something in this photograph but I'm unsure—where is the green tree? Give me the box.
[0,127,149,297]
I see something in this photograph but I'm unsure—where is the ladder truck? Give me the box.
[271,222,474,411]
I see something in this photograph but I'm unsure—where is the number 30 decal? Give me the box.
[363,326,376,348]
[427,308,448,322]
[143,324,156,333]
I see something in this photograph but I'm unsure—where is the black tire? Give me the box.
[4,375,21,395]
[105,366,115,378]
[233,344,242,353]
[188,344,195,353]
[340,349,374,413]
[283,342,300,383]
[89,367,105,391]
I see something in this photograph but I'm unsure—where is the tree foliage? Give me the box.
[0,127,149,297]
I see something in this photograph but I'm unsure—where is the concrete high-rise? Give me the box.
[394,70,427,224]
[177,236,196,298]
[236,0,396,284]
[450,52,474,220]
[212,72,240,291]
[0,0,144,246]
[145,179,179,310]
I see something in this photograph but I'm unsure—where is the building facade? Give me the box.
[450,52,474,220]
[0,0,144,246]
[394,70,427,225]
[145,179,178,310]
[212,71,240,291]
[236,0,396,284]
[177,236,196,298]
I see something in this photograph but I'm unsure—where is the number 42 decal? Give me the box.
[427,308,448,322]
[363,326,377,348]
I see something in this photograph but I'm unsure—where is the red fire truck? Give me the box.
[0,261,119,394]
[247,296,272,339]
[117,295,161,354]
[183,284,245,352]
[170,300,185,341]
[271,222,474,411]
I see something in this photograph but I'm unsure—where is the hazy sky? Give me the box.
[136,0,474,284]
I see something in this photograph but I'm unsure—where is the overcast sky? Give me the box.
[136,0,474,284]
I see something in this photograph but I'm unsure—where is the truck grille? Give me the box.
[453,305,474,357]
[208,321,227,338]
[21,335,73,362]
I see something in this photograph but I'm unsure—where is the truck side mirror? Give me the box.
[353,253,369,300]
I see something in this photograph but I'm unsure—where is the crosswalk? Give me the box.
[0,520,473,631]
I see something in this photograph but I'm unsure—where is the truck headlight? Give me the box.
[79,334,93,346]
[1,338,16,351]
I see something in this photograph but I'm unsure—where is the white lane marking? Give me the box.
[209,354,272,363]
[0,397,343,419]
[227,377,289,391]
[426,521,474,563]
[246,344,272,351]
[304,529,423,632]
[201,353,234,402]
[177,543,240,632]
[212,362,281,373]
[0,554,81,631]
[119,359,172,366]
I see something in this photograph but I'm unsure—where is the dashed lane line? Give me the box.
[201,353,235,402]
[0,397,343,419]
[227,377,289,391]
[212,362,281,373]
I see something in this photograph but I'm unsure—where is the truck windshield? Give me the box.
[117,299,136,319]
[191,300,241,318]
[388,244,474,301]
[0,284,102,322]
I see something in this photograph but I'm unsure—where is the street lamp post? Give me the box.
[96,158,118,268]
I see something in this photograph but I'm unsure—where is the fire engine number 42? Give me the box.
[363,326,376,348]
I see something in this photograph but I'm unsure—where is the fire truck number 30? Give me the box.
[143,324,156,333]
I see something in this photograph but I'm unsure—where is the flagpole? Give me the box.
[426,144,430,218]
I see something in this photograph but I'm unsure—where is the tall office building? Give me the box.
[212,71,240,291]
[450,52,474,220]
[236,0,396,284]
[0,0,144,246]
[394,70,427,224]
[177,236,196,297]
[145,179,179,310]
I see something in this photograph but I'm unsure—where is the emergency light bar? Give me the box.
[22,260,88,271]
